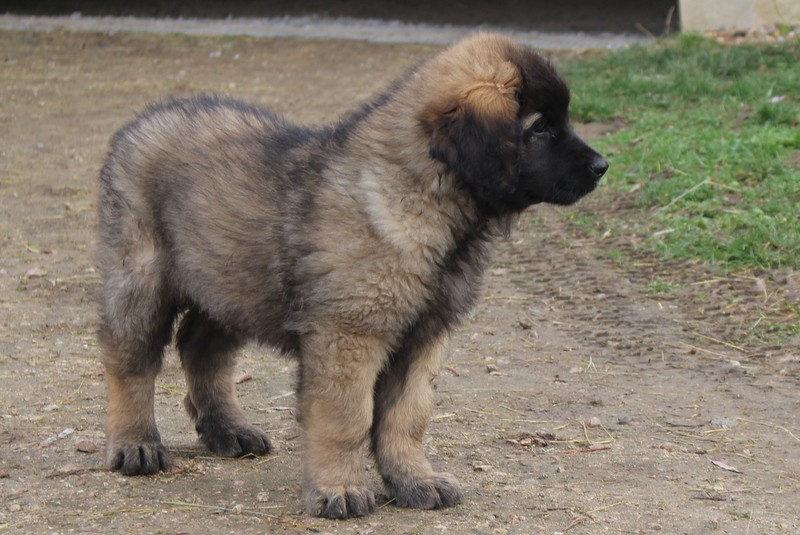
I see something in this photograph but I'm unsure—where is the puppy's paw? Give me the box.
[304,485,376,519]
[197,421,272,457]
[107,440,169,475]
[388,472,463,509]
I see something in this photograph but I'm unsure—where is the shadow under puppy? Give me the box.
[97,33,607,519]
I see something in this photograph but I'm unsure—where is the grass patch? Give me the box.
[646,279,681,295]
[561,35,800,270]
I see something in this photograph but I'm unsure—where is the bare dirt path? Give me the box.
[0,14,646,49]
[1,29,798,534]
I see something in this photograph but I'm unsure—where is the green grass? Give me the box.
[561,35,800,270]
[646,279,681,295]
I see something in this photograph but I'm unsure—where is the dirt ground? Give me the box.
[1,29,798,535]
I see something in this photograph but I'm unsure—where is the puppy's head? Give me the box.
[420,34,607,215]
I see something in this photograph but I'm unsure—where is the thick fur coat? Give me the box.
[97,33,607,518]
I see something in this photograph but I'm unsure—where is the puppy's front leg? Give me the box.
[371,333,463,509]
[298,331,388,519]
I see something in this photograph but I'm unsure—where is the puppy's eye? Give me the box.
[521,114,550,140]
[531,119,548,134]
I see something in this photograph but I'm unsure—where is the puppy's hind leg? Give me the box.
[371,333,463,509]
[177,309,271,458]
[100,259,175,475]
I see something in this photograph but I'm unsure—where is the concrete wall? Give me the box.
[680,0,800,31]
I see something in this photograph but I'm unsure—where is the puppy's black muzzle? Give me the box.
[590,157,609,179]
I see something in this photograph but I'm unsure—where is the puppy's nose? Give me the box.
[591,157,609,179]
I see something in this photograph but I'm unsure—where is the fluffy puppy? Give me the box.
[97,33,607,519]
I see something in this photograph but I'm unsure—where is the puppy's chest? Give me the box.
[295,188,493,336]
[346,229,491,337]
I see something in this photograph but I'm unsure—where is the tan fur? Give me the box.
[299,332,388,515]
[100,330,168,474]
[371,335,458,508]
[106,373,158,441]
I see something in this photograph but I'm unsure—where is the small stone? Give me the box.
[660,443,677,452]
[617,415,632,425]
[586,417,602,428]
[231,503,244,514]
[256,491,269,502]
[710,417,737,429]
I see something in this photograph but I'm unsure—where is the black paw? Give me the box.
[387,472,463,509]
[107,440,169,475]
[304,485,376,519]
[197,421,272,457]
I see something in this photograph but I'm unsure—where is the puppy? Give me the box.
[97,33,607,518]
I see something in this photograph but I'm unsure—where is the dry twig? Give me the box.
[737,417,800,443]
[559,445,611,454]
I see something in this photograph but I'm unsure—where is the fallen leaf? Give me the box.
[755,277,768,297]
[25,267,47,278]
[234,372,252,384]
[692,492,730,501]
[711,460,742,474]
[75,440,99,453]
[56,463,81,474]
[445,366,461,377]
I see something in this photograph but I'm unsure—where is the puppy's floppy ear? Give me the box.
[421,60,522,198]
